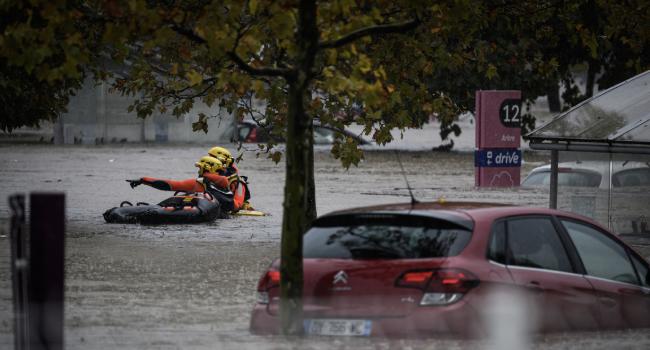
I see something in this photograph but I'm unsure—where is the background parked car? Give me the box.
[250,202,650,337]
[521,161,650,188]
[233,120,372,145]
[522,161,650,235]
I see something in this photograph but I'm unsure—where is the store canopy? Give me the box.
[526,70,650,154]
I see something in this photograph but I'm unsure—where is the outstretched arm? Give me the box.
[128,177,205,192]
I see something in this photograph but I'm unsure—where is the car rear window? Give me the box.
[612,168,650,187]
[303,216,472,259]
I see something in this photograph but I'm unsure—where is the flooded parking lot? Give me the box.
[0,143,649,349]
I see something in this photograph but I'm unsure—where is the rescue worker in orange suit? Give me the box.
[207,146,253,211]
[127,156,236,212]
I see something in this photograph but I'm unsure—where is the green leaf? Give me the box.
[486,64,497,79]
[249,0,258,13]
[186,70,203,86]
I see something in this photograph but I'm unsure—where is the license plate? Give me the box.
[304,319,372,336]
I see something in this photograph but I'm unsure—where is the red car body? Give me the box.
[250,202,650,337]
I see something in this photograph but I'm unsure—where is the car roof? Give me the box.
[529,161,649,173]
[317,201,603,231]
[326,201,511,213]
[317,201,515,231]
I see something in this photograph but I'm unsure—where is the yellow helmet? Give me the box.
[195,156,224,176]
[208,146,233,167]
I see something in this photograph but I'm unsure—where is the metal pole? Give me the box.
[550,150,559,209]
[608,153,613,230]
[29,193,65,350]
[10,194,28,350]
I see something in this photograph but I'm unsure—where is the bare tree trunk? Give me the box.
[280,81,309,335]
[546,82,561,113]
[279,0,319,336]
[305,123,317,222]
[585,60,598,98]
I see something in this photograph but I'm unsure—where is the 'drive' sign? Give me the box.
[475,149,522,167]
[475,90,522,187]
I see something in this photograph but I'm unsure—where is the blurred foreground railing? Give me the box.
[10,193,65,350]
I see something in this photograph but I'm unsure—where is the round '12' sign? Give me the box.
[499,99,522,128]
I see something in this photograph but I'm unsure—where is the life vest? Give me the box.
[200,177,235,212]
[227,173,253,211]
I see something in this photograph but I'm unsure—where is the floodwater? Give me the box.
[0,143,649,349]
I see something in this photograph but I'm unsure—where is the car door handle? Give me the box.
[599,297,617,307]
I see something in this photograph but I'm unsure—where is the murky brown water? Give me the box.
[0,144,648,349]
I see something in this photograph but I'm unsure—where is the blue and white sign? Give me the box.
[475,149,522,168]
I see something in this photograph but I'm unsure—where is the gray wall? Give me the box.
[58,77,235,144]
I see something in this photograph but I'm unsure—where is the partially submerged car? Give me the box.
[250,201,650,337]
[521,161,650,188]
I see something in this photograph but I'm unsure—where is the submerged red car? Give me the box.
[250,202,650,337]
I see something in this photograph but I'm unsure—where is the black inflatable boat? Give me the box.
[103,193,222,224]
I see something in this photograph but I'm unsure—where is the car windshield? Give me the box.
[522,170,601,187]
[303,218,472,259]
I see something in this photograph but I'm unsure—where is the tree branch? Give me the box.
[237,93,268,123]
[161,78,218,101]
[171,24,207,44]
[228,22,292,78]
[319,18,420,49]
[171,23,291,78]
[226,52,292,77]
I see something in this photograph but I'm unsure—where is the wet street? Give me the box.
[0,143,649,349]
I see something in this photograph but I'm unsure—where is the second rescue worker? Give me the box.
[207,146,252,211]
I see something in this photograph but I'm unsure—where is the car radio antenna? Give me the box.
[394,151,419,208]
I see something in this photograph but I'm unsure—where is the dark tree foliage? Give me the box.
[0,1,94,133]
[0,65,80,132]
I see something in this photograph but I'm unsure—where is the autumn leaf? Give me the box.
[186,70,203,86]
[270,151,282,163]
[249,0,258,14]
[486,64,498,79]
[191,113,209,134]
